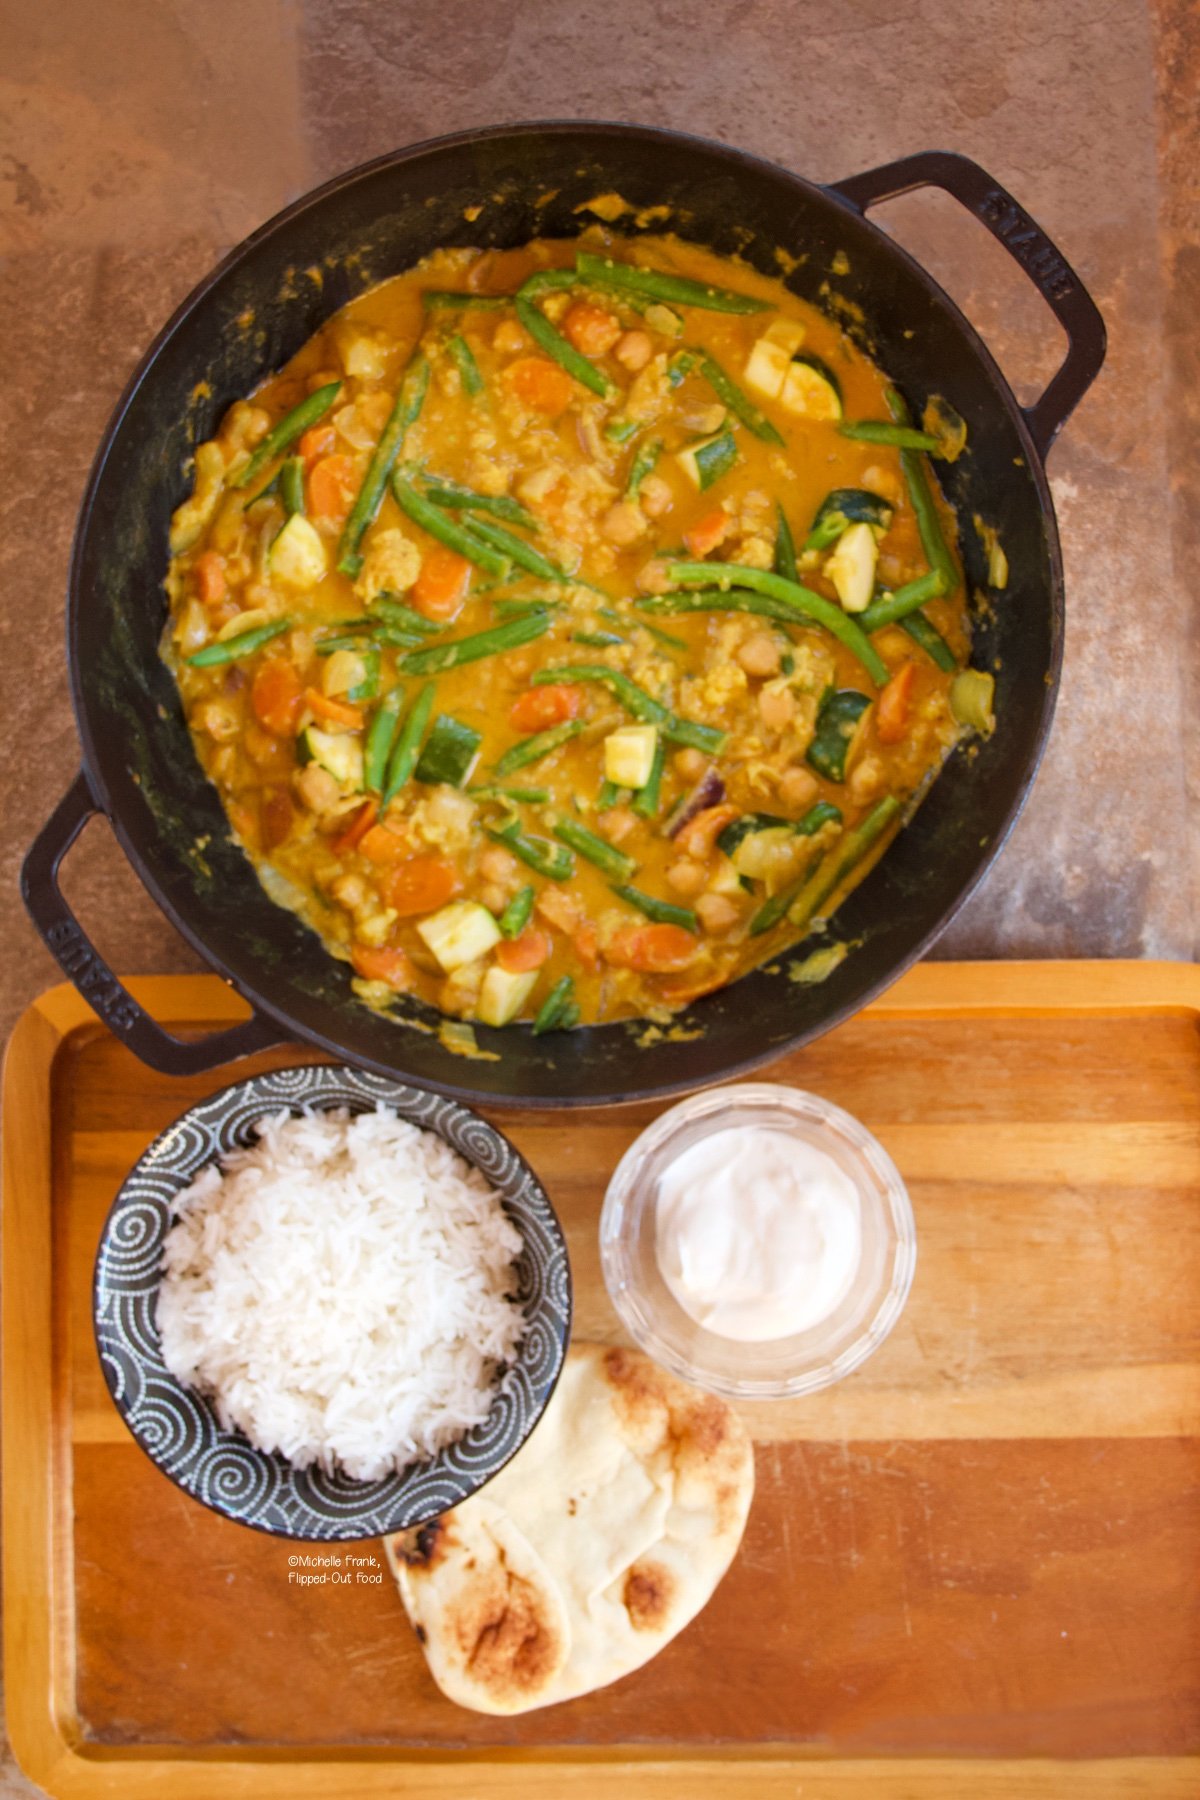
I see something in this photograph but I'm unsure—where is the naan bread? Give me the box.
[384,1342,754,1714]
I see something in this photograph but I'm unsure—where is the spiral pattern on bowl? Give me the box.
[93,1063,570,1540]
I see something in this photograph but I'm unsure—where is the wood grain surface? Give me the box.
[4,966,1199,1797]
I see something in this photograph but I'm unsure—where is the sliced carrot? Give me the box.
[506,356,576,416]
[304,687,364,729]
[675,802,740,860]
[251,659,305,736]
[509,683,584,733]
[350,943,414,991]
[495,928,551,974]
[573,920,600,969]
[562,300,621,358]
[195,551,227,605]
[658,970,726,1005]
[358,822,411,866]
[308,453,359,523]
[605,923,700,974]
[876,662,916,744]
[381,855,463,918]
[298,422,337,467]
[683,507,731,560]
[535,887,585,934]
[331,799,379,854]
[411,546,471,620]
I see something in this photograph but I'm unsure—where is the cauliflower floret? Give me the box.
[409,786,477,853]
[333,323,396,382]
[625,353,671,424]
[354,528,422,601]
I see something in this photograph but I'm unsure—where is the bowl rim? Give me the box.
[92,1062,572,1540]
[598,1081,916,1399]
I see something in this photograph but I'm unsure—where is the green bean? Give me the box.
[626,436,662,499]
[555,1001,581,1030]
[858,571,946,634]
[279,456,306,517]
[610,885,699,931]
[381,681,435,805]
[529,664,725,754]
[493,720,585,778]
[639,589,802,629]
[421,480,538,530]
[468,785,550,805]
[574,252,770,315]
[423,291,511,310]
[632,735,666,820]
[697,352,784,445]
[596,778,623,811]
[899,611,958,673]
[839,421,941,451]
[773,504,798,582]
[392,473,511,578]
[605,417,639,444]
[337,355,429,576]
[533,975,576,1035]
[242,469,281,510]
[367,596,444,635]
[518,271,579,299]
[572,629,624,648]
[887,388,959,594]
[493,598,557,619]
[788,795,902,931]
[186,618,290,666]
[399,610,549,676]
[486,823,574,881]
[640,620,689,652]
[365,688,405,792]
[447,333,484,396]
[514,287,614,399]
[349,646,380,701]
[666,562,889,687]
[465,516,571,584]
[553,818,637,882]
[666,348,700,388]
[498,885,536,939]
[232,382,341,489]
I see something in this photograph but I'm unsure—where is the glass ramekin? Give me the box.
[599,1082,916,1401]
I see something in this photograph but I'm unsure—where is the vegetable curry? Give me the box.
[164,231,990,1032]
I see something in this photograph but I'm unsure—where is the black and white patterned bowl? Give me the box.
[93,1064,572,1540]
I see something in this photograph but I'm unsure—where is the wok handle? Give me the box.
[21,770,282,1076]
[826,150,1106,457]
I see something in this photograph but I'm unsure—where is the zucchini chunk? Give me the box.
[477,964,538,1027]
[677,429,739,491]
[780,354,843,421]
[299,726,364,790]
[414,714,482,787]
[417,901,502,972]
[604,724,659,790]
[805,487,894,551]
[743,318,807,400]
[806,689,872,783]
[824,520,878,613]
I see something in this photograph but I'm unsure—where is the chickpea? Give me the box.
[696,893,741,935]
[671,748,705,784]
[479,845,519,884]
[758,684,796,733]
[848,757,886,805]
[666,858,708,898]
[862,462,904,505]
[601,500,648,547]
[736,633,782,679]
[196,700,241,742]
[331,873,367,911]
[779,765,820,812]
[614,329,653,372]
[480,883,509,915]
[635,557,672,595]
[599,806,638,845]
[638,472,673,520]
[295,763,342,815]
[493,319,528,355]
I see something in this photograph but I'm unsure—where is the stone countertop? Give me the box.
[0,0,1196,1788]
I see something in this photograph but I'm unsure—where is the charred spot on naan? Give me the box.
[623,1560,675,1632]
[394,1518,450,1569]
[460,1562,565,1696]
[601,1344,752,1533]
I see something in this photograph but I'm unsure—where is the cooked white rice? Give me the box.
[156,1105,526,1480]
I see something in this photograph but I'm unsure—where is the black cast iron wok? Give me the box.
[22,123,1105,1107]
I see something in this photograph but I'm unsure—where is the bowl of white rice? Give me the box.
[93,1064,571,1539]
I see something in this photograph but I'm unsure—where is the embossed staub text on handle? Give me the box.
[978,189,1076,302]
[46,918,141,1033]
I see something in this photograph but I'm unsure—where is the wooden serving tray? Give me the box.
[4,965,1199,1798]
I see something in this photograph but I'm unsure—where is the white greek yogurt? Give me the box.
[654,1125,862,1341]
